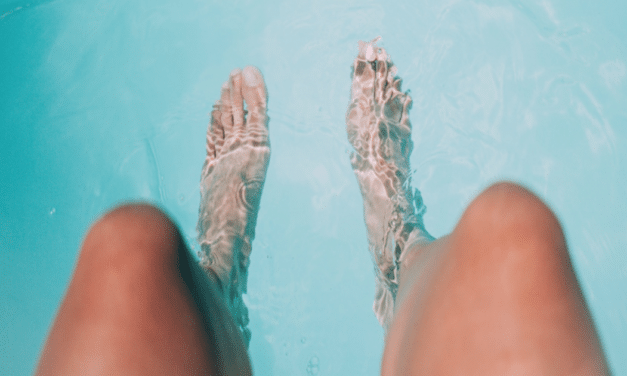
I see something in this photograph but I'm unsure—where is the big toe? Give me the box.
[242,66,267,107]
[228,68,245,130]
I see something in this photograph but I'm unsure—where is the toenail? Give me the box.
[243,66,261,86]
[365,45,376,61]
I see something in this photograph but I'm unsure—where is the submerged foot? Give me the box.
[346,37,433,331]
[197,66,270,346]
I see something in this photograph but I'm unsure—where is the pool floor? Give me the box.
[1,0,626,375]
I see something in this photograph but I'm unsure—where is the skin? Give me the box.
[34,204,222,376]
[382,182,611,375]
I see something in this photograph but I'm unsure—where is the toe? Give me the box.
[229,68,245,133]
[351,60,375,101]
[207,90,224,160]
[399,94,413,131]
[392,76,402,91]
[210,81,233,156]
[241,66,269,145]
[374,52,390,104]
[241,66,267,107]
[358,37,381,61]
[351,41,376,101]
[218,80,233,128]
[205,119,217,159]
[348,39,381,155]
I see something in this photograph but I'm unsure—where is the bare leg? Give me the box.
[383,183,611,375]
[34,204,247,375]
[345,39,610,375]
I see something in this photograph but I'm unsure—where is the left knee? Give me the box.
[81,203,182,273]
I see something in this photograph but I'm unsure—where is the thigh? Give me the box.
[382,182,610,375]
[35,203,251,376]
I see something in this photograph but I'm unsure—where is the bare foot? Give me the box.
[197,66,270,346]
[346,38,433,331]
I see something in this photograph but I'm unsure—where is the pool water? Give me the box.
[1,0,626,375]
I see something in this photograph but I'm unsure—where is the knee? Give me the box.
[457,181,566,254]
[81,203,182,270]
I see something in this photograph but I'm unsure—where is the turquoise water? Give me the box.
[1,0,626,374]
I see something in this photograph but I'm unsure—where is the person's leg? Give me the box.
[383,182,611,375]
[35,203,239,376]
[345,39,610,375]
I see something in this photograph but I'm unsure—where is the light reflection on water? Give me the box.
[1,0,625,375]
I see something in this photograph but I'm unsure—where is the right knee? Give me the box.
[456,181,567,261]
[463,182,559,229]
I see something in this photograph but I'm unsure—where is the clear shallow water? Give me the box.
[1,0,626,375]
